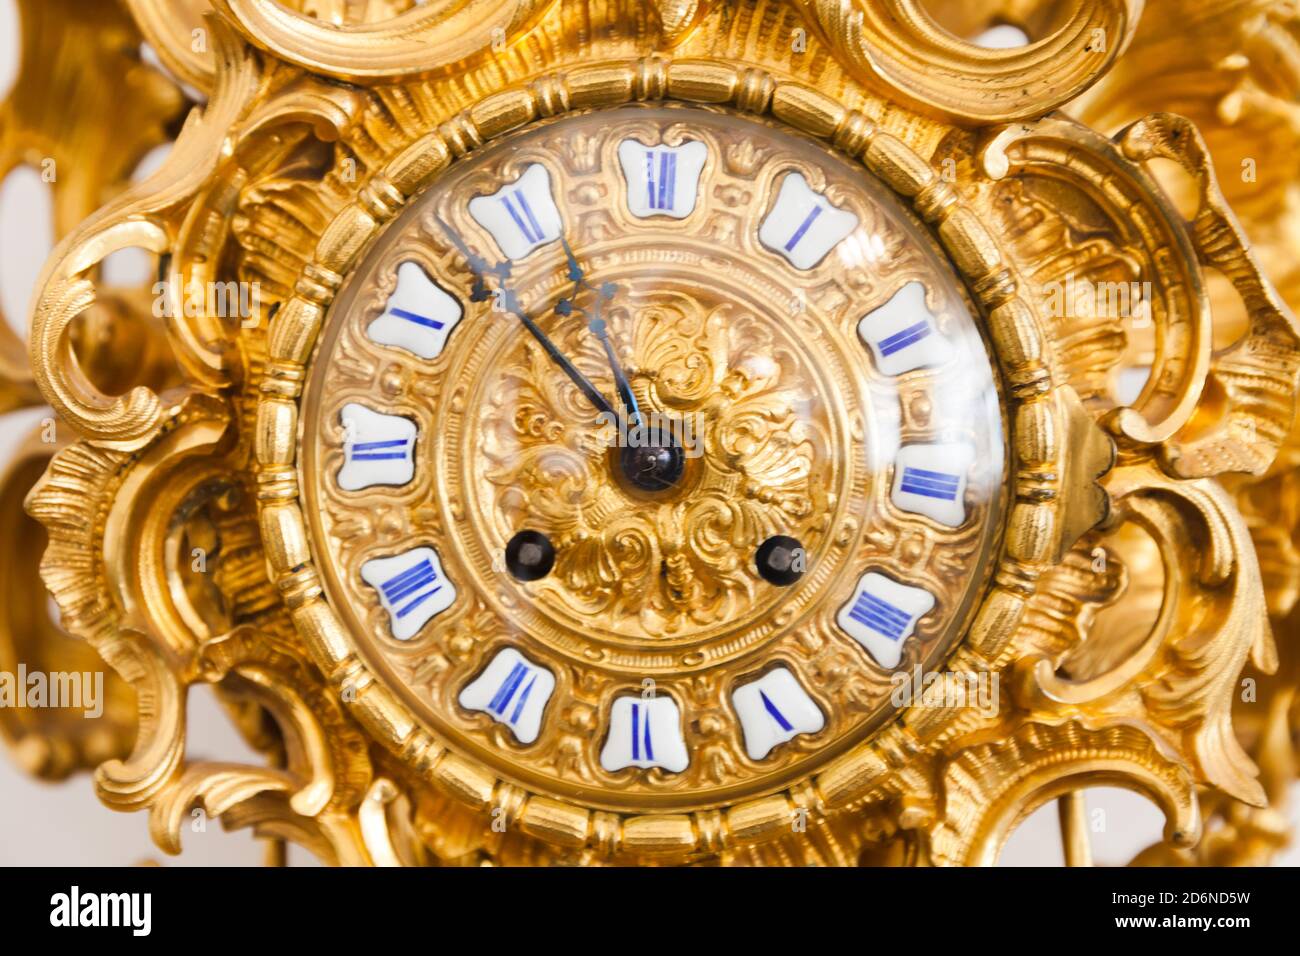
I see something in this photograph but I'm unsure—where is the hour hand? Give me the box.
[434,214,507,303]
[587,316,641,428]
[557,237,641,427]
[434,216,616,419]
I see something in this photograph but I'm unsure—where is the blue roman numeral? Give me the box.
[500,189,545,244]
[349,437,412,462]
[784,205,824,252]
[899,467,961,501]
[631,702,655,762]
[760,689,793,732]
[847,591,911,642]
[379,559,442,619]
[644,150,677,210]
[387,306,445,330]
[878,320,931,357]
[488,661,538,725]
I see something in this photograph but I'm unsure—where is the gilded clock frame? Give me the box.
[250,58,1095,858]
[13,0,1299,866]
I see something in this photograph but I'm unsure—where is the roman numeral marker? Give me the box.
[856,281,954,375]
[732,667,824,760]
[361,547,457,641]
[500,188,546,245]
[783,204,823,252]
[378,558,442,619]
[898,466,962,501]
[338,403,417,491]
[600,696,689,772]
[890,442,975,527]
[468,164,563,259]
[367,261,463,360]
[617,139,708,220]
[836,571,936,669]
[487,661,538,725]
[348,437,412,462]
[458,648,556,744]
[758,172,859,270]
[847,590,911,641]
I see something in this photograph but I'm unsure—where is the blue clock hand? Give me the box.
[435,216,617,419]
[557,236,643,427]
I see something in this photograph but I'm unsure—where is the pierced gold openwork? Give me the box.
[7,0,1300,867]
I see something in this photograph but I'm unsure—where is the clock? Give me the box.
[298,104,1005,816]
[25,0,1297,868]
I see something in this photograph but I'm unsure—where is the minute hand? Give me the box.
[435,217,616,419]
[559,236,642,427]
[500,288,616,417]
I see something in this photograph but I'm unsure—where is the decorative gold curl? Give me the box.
[26,15,259,444]
[1058,0,1300,866]
[1019,465,1276,806]
[123,0,217,94]
[0,0,184,413]
[982,112,1300,480]
[0,427,135,779]
[656,0,714,46]
[795,0,1144,124]
[209,0,558,83]
[124,0,463,97]
[25,387,384,862]
[1116,113,1300,478]
[930,720,1200,866]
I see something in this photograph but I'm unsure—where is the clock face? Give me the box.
[300,104,1006,811]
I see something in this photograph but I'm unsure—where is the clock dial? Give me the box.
[300,105,1006,812]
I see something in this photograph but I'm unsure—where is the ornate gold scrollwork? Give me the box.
[1056,0,1300,865]
[0,0,184,413]
[0,426,135,778]
[26,383,385,861]
[917,464,1273,862]
[0,0,183,780]
[28,393,226,808]
[27,19,258,442]
[124,0,218,95]
[796,0,1144,125]
[210,0,559,83]
[1023,466,1275,804]
[931,720,1201,866]
[9,0,1300,867]
[981,112,1300,479]
[1116,113,1300,477]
